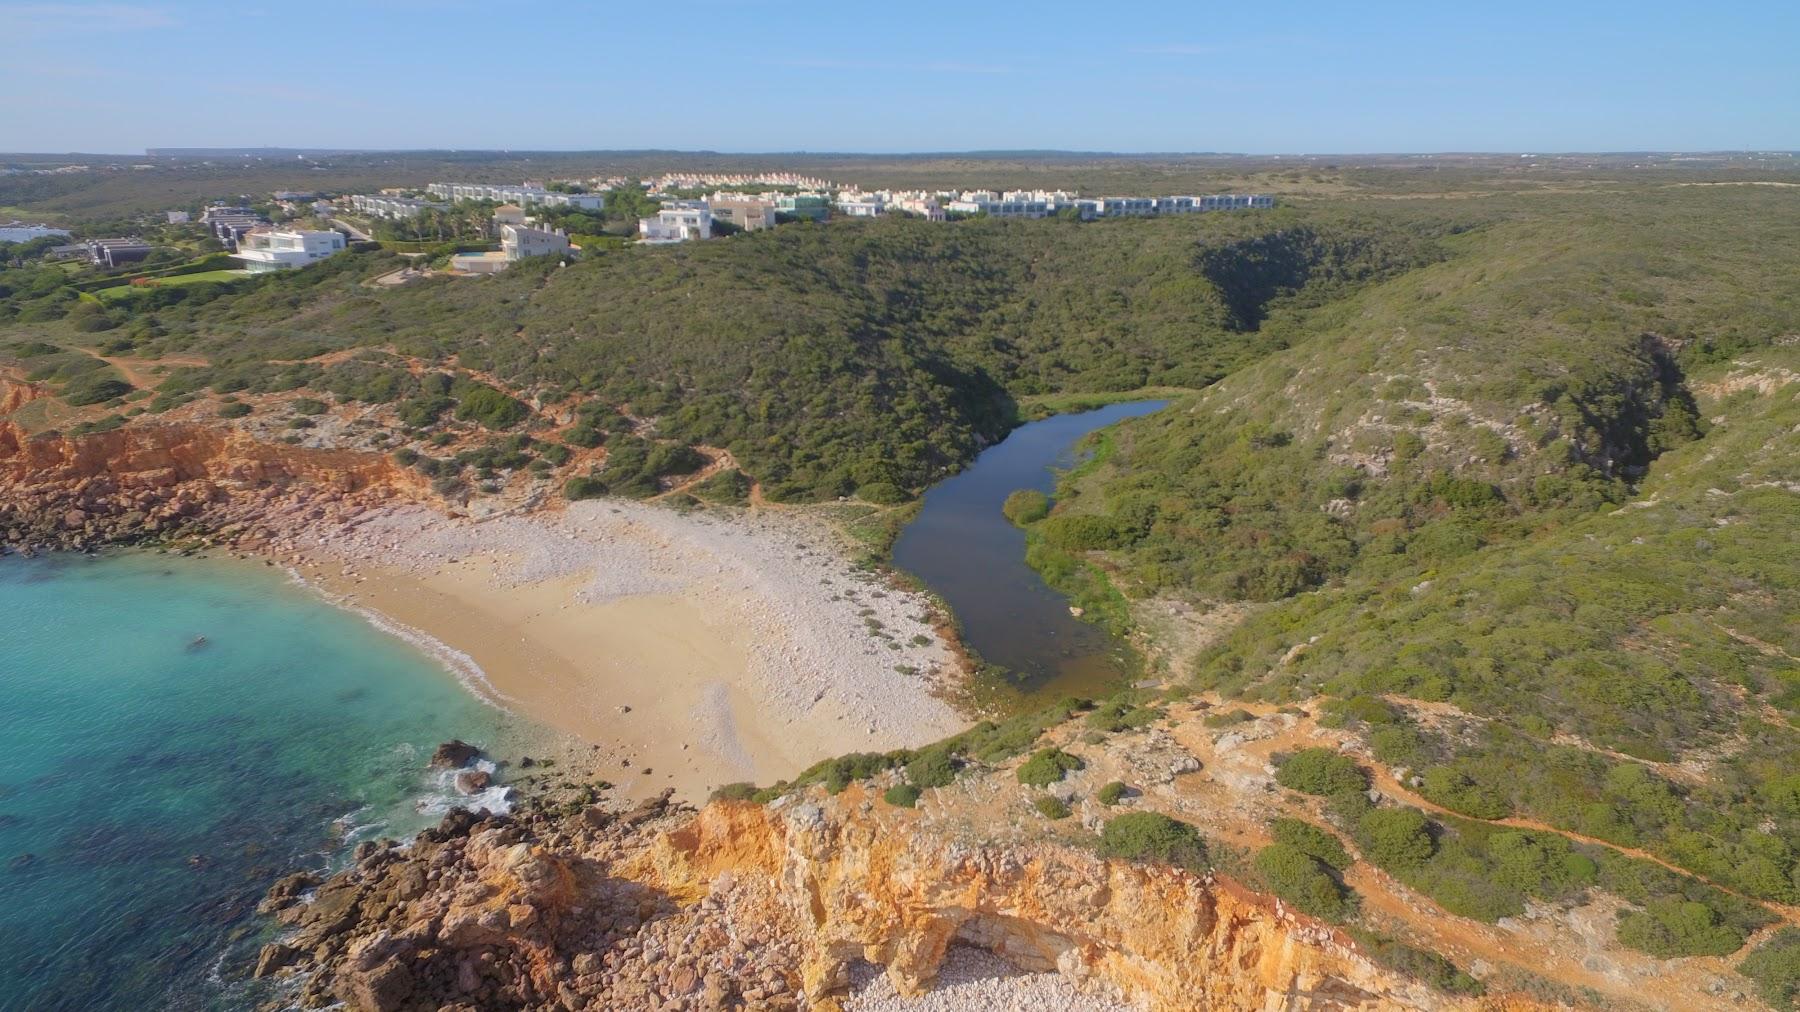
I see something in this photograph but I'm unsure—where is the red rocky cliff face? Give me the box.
[0,417,426,553]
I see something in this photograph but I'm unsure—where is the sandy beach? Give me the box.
[285,500,967,800]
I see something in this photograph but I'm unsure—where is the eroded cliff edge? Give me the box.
[0,383,427,554]
[257,790,1535,1012]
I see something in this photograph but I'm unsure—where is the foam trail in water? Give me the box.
[283,566,515,709]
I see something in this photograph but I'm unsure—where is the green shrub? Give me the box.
[904,748,959,789]
[1739,928,1800,1010]
[1033,795,1072,819]
[1270,817,1351,869]
[564,476,608,500]
[1086,701,1160,733]
[454,385,529,429]
[1202,708,1256,728]
[885,783,922,808]
[796,752,898,794]
[1255,843,1356,922]
[1347,929,1484,996]
[1358,808,1435,868]
[1276,748,1368,796]
[1002,489,1050,525]
[1099,812,1209,872]
[218,401,253,418]
[3,340,61,358]
[290,397,328,415]
[1419,767,1512,820]
[563,425,604,448]
[1097,781,1129,806]
[692,467,751,505]
[1615,898,1746,958]
[645,442,705,477]
[62,374,133,406]
[538,443,571,466]
[391,448,420,466]
[858,481,908,504]
[1040,514,1126,551]
[710,782,757,802]
[1016,748,1084,786]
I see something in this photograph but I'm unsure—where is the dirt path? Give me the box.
[97,353,208,391]
[1366,765,1800,927]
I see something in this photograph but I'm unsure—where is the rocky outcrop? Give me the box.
[0,418,426,554]
[260,790,1552,1012]
[431,740,482,768]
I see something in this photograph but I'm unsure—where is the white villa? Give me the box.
[231,228,347,272]
[639,201,713,243]
[501,223,570,260]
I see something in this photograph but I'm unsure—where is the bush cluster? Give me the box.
[1099,812,1209,872]
[1276,749,1368,796]
[1016,748,1084,787]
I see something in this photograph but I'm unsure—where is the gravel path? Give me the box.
[843,947,1139,1012]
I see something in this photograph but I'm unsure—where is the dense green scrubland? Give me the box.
[1016,185,1800,968]
[3,208,1439,498]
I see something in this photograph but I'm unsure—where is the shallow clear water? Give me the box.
[892,401,1167,702]
[0,552,532,1010]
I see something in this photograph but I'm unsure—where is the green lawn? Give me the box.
[94,269,249,301]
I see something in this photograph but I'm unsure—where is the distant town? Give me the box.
[0,168,1274,289]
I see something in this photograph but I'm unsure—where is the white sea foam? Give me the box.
[417,761,514,817]
[283,564,514,709]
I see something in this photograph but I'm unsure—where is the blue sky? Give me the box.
[2,0,1796,154]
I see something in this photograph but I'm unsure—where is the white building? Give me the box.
[231,228,347,272]
[891,196,945,221]
[638,201,713,243]
[835,190,887,217]
[501,223,570,260]
[350,194,449,219]
[426,182,605,211]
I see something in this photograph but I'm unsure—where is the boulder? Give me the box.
[252,941,299,978]
[431,740,480,768]
[454,769,492,795]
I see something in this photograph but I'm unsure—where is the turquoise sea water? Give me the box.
[0,552,531,1010]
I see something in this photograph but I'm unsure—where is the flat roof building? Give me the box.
[501,223,570,261]
[709,197,777,232]
[86,238,153,268]
[425,182,605,211]
[231,228,346,273]
[638,201,713,243]
[350,194,449,219]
